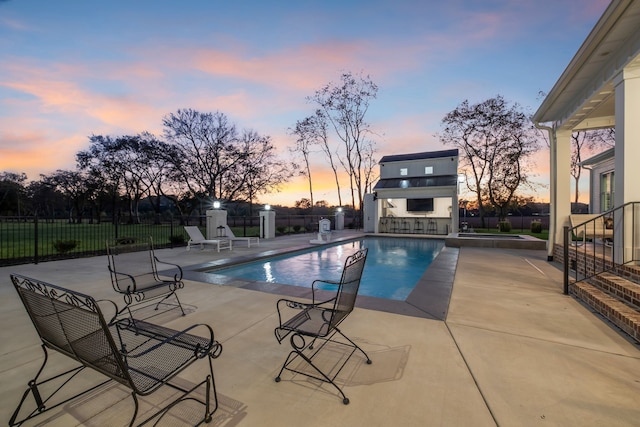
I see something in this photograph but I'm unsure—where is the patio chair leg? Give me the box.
[334,327,372,364]
[9,345,109,427]
[128,393,140,427]
[275,349,351,404]
[153,292,186,316]
[132,355,219,426]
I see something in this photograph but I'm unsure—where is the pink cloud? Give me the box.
[0,128,85,179]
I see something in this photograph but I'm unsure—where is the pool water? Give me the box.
[211,237,444,300]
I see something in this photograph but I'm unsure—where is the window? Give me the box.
[424,166,433,174]
[600,171,614,212]
[400,168,408,176]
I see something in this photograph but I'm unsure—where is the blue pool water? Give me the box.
[211,237,444,300]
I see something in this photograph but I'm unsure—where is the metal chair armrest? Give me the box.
[109,268,137,293]
[154,257,184,281]
[276,298,310,326]
[115,320,220,359]
[96,298,120,325]
[311,279,340,304]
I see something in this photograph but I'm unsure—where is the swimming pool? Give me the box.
[210,237,444,300]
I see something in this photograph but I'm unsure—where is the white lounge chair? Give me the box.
[224,225,260,247]
[184,226,232,252]
[569,214,613,246]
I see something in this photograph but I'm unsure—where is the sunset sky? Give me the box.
[0,0,610,206]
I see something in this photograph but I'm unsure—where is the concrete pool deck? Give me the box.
[1,231,639,426]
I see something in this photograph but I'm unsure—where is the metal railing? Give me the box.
[563,201,640,294]
[0,215,185,266]
[0,213,361,266]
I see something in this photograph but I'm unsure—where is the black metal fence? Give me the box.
[458,215,549,232]
[0,213,361,266]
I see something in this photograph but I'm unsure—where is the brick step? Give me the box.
[589,272,640,310]
[571,281,640,342]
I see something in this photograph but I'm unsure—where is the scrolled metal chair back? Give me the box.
[330,248,368,327]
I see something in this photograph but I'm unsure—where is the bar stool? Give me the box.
[401,219,411,234]
[414,219,425,234]
[427,219,437,234]
[379,218,388,233]
[390,219,399,233]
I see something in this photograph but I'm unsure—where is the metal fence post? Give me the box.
[170,217,174,249]
[34,214,39,265]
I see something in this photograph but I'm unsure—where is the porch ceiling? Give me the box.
[533,0,640,132]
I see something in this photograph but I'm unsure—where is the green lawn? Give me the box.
[0,220,262,263]
[0,220,184,261]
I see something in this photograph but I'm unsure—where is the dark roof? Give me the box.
[579,147,614,167]
[373,175,459,190]
[379,149,459,164]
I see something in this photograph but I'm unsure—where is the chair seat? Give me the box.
[281,306,334,338]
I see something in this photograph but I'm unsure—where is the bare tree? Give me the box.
[570,129,615,204]
[78,134,161,224]
[41,170,91,223]
[0,172,27,216]
[235,129,296,214]
[162,109,241,209]
[440,96,540,223]
[289,113,330,212]
[308,72,378,211]
[163,109,294,213]
[313,110,343,207]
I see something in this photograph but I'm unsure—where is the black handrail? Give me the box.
[563,201,640,294]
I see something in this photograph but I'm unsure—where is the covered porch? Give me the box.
[533,0,640,264]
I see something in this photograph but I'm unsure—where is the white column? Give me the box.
[335,210,345,230]
[259,209,276,239]
[613,65,640,262]
[553,129,573,252]
[206,209,228,239]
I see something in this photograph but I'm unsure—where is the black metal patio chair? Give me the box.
[9,274,222,426]
[274,248,372,404]
[107,236,185,319]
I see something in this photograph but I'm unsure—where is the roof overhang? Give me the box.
[532,0,640,132]
[579,147,615,169]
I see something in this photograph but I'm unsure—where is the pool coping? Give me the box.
[181,234,459,320]
[445,232,547,249]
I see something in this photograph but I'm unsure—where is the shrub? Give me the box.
[53,239,80,254]
[115,237,137,245]
[277,226,286,235]
[530,220,543,233]
[293,225,302,233]
[169,234,186,245]
[498,221,512,232]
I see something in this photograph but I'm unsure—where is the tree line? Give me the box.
[1,109,294,223]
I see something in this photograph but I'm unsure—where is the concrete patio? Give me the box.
[1,231,639,426]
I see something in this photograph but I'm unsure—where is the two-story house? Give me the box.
[363,149,459,235]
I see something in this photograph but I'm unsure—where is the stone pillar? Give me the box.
[206,209,228,239]
[259,209,276,239]
[335,210,345,230]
